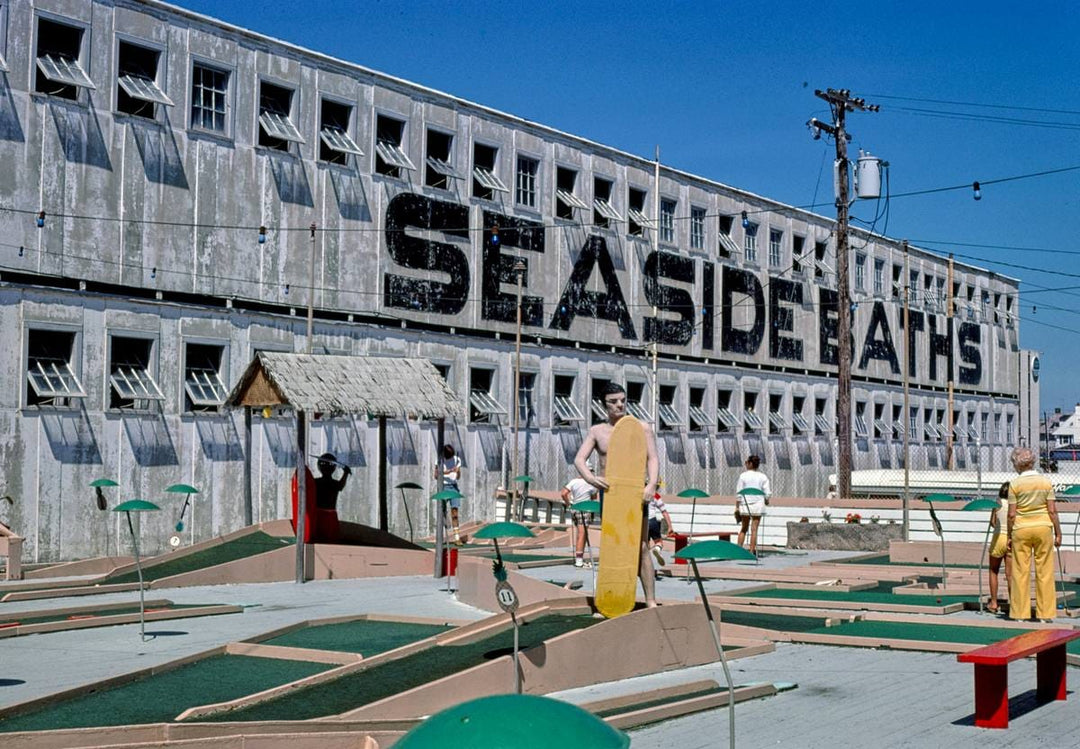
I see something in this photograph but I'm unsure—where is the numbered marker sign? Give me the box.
[495,580,519,614]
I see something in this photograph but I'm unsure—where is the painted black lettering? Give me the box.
[721,266,765,355]
[642,250,694,345]
[926,314,953,382]
[769,277,803,361]
[701,261,715,351]
[858,302,900,374]
[549,235,637,339]
[902,310,924,377]
[957,321,982,386]
[383,193,470,314]
[819,287,839,366]
[480,210,544,325]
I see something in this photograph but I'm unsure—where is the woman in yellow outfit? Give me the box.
[1007,447,1062,622]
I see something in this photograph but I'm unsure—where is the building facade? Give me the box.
[0,1,1035,561]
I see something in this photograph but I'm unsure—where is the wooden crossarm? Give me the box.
[958,629,1080,666]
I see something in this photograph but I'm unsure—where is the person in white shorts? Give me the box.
[735,455,771,555]
[561,477,597,567]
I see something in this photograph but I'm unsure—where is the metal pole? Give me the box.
[978,522,990,614]
[511,259,526,521]
[307,223,316,354]
[127,512,147,641]
[295,409,307,584]
[435,419,445,578]
[692,559,736,748]
[902,241,911,541]
[946,254,954,469]
[512,611,521,694]
[652,146,660,435]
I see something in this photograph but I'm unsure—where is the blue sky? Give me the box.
[173,0,1080,412]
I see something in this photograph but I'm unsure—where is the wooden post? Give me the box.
[434,418,445,578]
[295,409,307,584]
[243,406,253,527]
[378,416,388,532]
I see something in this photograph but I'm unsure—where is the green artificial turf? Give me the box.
[202,614,598,722]
[0,603,208,628]
[263,618,452,655]
[732,581,975,606]
[107,532,294,584]
[0,655,330,733]
[837,554,981,570]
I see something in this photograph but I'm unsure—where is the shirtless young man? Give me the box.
[574,382,661,607]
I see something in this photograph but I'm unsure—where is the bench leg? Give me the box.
[674,533,688,565]
[1037,645,1067,702]
[973,663,1009,728]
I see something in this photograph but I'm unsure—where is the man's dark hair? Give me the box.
[442,444,455,459]
[601,382,626,399]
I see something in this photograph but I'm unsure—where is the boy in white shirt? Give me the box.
[561,477,597,567]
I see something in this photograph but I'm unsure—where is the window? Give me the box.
[626,382,651,422]
[936,277,946,309]
[873,258,884,296]
[318,99,362,164]
[555,167,586,220]
[768,393,786,433]
[593,177,621,228]
[659,199,676,244]
[792,235,806,274]
[472,143,508,200]
[854,402,869,438]
[743,222,758,263]
[190,62,228,133]
[183,342,228,412]
[892,404,904,439]
[688,387,709,433]
[855,253,866,291]
[718,215,738,257]
[434,363,450,382]
[375,115,414,178]
[924,275,935,309]
[553,374,584,425]
[814,398,831,436]
[116,41,172,118]
[257,81,303,151]
[517,372,536,423]
[1006,414,1015,444]
[813,241,829,280]
[425,130,458,189]
[872,403,887,439]
[26,329,85,407]
[922,409,936,441]
[891,264,902,299]
[108,336,164,410]
[792,396,808,435]
[909,270,920,304]
[743,392,763,431]
[690,207,705,250]
[657,385,682,431]
[468,368,505,424]
[589,377,612,425]
[768,229,783,267]
[717,389,737,432]
[627,188,651,238]
[980,412,989,441]
[35,17,94,100]
[515,156,538,208]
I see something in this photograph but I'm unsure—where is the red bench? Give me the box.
[671,531,734,564]
[956,628,1080,728]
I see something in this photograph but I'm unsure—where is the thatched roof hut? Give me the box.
[226,353,462,419]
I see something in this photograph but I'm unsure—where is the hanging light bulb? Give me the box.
[36,211,45,228]
[741,211,749,229]
[258,225,267,244]
[972,181,981,201]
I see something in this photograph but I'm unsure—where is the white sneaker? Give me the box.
[651,547,665,567]
[574,558,584,568]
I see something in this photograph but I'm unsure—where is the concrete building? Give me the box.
[0,0,1038,561]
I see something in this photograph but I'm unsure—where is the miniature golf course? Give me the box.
[260,618,454,655]
[104,532,293,584]
[0,600,238,637]
[0,655,331,733]
[204,613,597,722]
[729,581,976,607]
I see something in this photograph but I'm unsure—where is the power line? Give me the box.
[866,92,1080,117]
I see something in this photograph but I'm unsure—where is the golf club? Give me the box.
[1056,545,1071,617]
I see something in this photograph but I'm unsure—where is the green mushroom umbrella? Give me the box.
[674,540,756,748]
[473,521,536,694]
[90,478,119,511]
[678,487,710,536]
[964,497,1002,613]
[165,484,199,534]
[922,494,962,587]
[113,499,161,641]
[431,489,465,583]
[395,481,423,542]
[395,693,629,749]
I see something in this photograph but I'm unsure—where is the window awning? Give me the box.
[320,126,363,156]
[110,365,165,401]
[473,166,509,193]
[27,358,86,399]
[118,74,174,106]
[469,389,506,416]
[259,111,305,144]
[376,140,416,170]
[553,396,584,422]
[37,53,95,90]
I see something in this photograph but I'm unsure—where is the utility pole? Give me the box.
[902,240,911,541]
[809,89,878,499]
[651,145,660,435]
[511,258,526,521]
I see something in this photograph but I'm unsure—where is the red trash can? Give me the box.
[440,546,459,578]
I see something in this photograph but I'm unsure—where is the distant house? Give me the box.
[1051,405,1080,447]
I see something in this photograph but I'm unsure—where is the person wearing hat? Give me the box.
[314,453,350,542]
